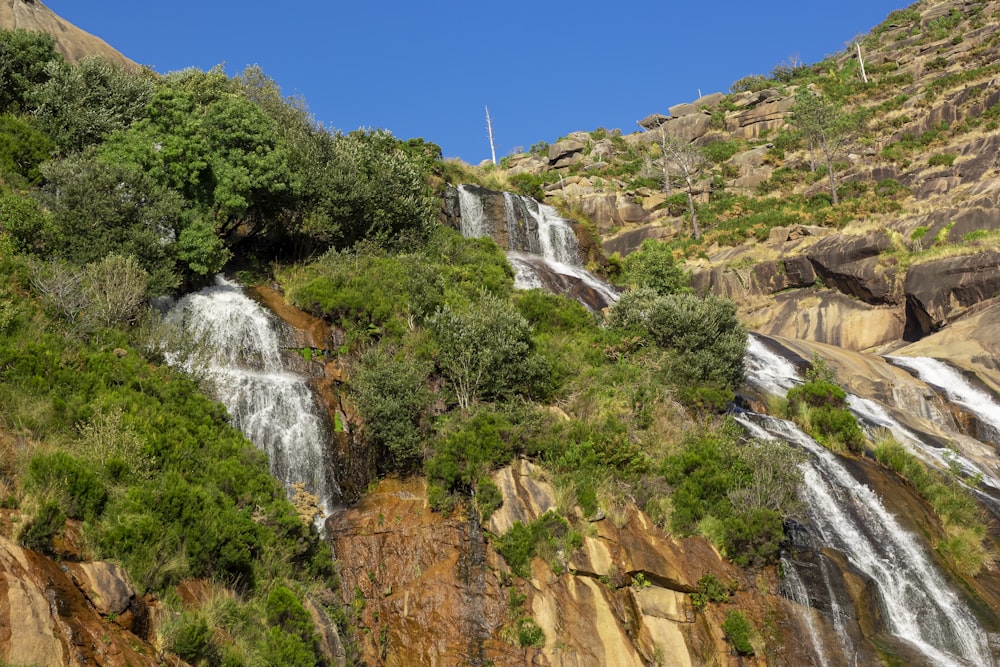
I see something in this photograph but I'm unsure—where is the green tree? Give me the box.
[0,114,55,185]
[30,55,155,153]
[39,149,186,291]
[619,238,690,294]
[0,29,62,112]
[429,292,544,410]
[351,344,432,473]
[791,89,864,206]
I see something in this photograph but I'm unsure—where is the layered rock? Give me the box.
[0,535,159,667]
[329,464,821,666]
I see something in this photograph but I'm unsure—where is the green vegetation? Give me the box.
[722,610,757,655]
[873,436,987,577]
[785,355,865,454]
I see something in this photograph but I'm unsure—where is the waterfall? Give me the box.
[888,355,1000,445]
[455,185,619,310]
[163,275,338,524]
[738,413,993,667]
[741,337,995,666]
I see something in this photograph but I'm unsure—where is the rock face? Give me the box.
[329,465,821,667]
[904,250,1000,338]
[0,535,159,666]
[0,0,138,68]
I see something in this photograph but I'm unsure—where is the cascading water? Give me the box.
[741,336,995,666]
[164,275,338,524]
[738,413,993,666]
[456,184,618,309]
[888,355,1000,445]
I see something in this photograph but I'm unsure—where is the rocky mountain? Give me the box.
[0,0,136,68]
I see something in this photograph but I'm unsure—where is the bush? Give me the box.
[722,610,756,656]
[619,239,690,295]
[27,451,107,522]
[430,292,548,409]
[18,500,65,553]
[495,511,579,578]
[928,153,957,167]
[351,343,432,474]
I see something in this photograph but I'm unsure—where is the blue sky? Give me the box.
[44,0,907,164]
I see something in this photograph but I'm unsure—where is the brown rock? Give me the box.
[65,561,134,616]
[0,0,138,68]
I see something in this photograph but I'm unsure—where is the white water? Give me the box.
[741,339,994,665]
[745,335,800,396]
[779,556,832,666]
[888,355,1000,444]
[738,414,992,667]
[164,276,337,524]
[456,185,619,309]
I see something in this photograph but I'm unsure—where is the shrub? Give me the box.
[27,451,107,522]
[619,238,690,295]
[690,573,733,610]
[351,343,432,474]
[495,511,579,578]
[430,292,548,409]
[928,153,957,167]
[722,610,756,656]
[18,500,65,553]
[730,74,773,93]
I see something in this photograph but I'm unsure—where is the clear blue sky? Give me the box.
[44,0,907,164]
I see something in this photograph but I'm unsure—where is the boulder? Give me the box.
[806,231,899,304]
[904,250,1000,337]
[602,224,674,257]
[725,96,795,139]
[66,561,135,616]
[548,138,587,164]
[637,113,670,130]
[662,113,713,143]
[751,290,906,351]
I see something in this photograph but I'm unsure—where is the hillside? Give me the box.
[0,0,136,68]
[2,1,1000,666]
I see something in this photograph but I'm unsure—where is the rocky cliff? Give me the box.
[0,0,137,68]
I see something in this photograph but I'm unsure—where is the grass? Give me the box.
[873,438,988,577]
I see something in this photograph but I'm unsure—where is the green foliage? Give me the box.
[495,511,579,578]
[351,343,432,474]
[730,74,774,93]
[31,56,156,153]
[39,150,186,292]
[786,358,865,453]
[513,290,595,334]
[517,619,545,648]
[928,153,957,167]
[175,218,232,278]
[27,451,108,522]
[18,500,65,554]
[0,191,56,255]
[425,409,520,504]
[690,574,733,610]
[430,291,548,409]
[0,114,55,185]
[609,288,747,402]
[618,239,690,295]
[702,139,743,164]
[722,610,756,656]
[662,429,802,566]
[170,612,215,665]
[282,226,513,341]
[0,29,62,113]
[475,476,503,521]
